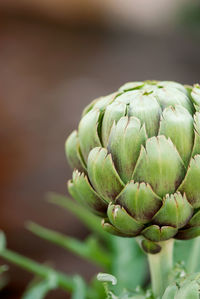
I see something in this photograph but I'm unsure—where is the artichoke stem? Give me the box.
[147,239,174,298]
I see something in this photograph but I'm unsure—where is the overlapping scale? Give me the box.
[108,117,147,183]
[66,80,200,253]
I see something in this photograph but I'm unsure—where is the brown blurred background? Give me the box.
[0,0,200,298]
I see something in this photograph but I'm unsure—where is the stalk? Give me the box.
[147,239,174,298]
[0,248,74,291]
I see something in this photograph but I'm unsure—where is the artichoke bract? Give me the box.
[66,81,200,253]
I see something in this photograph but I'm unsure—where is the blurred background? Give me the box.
[0,0,200,298]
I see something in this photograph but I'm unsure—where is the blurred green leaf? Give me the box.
[22,275,57,299]
[174,238,200,273]
[110,237,146,292]
[0,249,74,291]
[0,231,6,252]
[0,265,8,275]
[72,276,87,299]
[0,265,9,291]
[47,192,108,240]
[175,280,199,299]
[88,278,106,299]
[162,284,178,299]
[27,222,111,269]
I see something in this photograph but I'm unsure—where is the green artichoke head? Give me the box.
[66,81,200,253]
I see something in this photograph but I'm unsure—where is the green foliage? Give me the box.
[0,265,9,291]
[1,193,200,298]
[162,272,200,299]
[22,276,58,299]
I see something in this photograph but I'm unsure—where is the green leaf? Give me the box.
[174,239,195,269]
[47,192,108,240]
[72,276,87,299]
[110,237,146,291]
[87,147,124,202]
[162,284,178,299]
[187,237,200,273]
[0,231,6,252]
[175,280,199,299]
[133,136,185,197]
[0,265,8,275]
[27,222,111,269]
[22,276,57,299]
[0,248,74,291]
[0,265,9,291]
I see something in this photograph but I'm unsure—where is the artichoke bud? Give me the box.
[66,80,200,253]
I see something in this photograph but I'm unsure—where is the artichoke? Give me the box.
[66,81,200,253]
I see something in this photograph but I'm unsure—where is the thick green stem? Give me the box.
[147,239,174,298]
